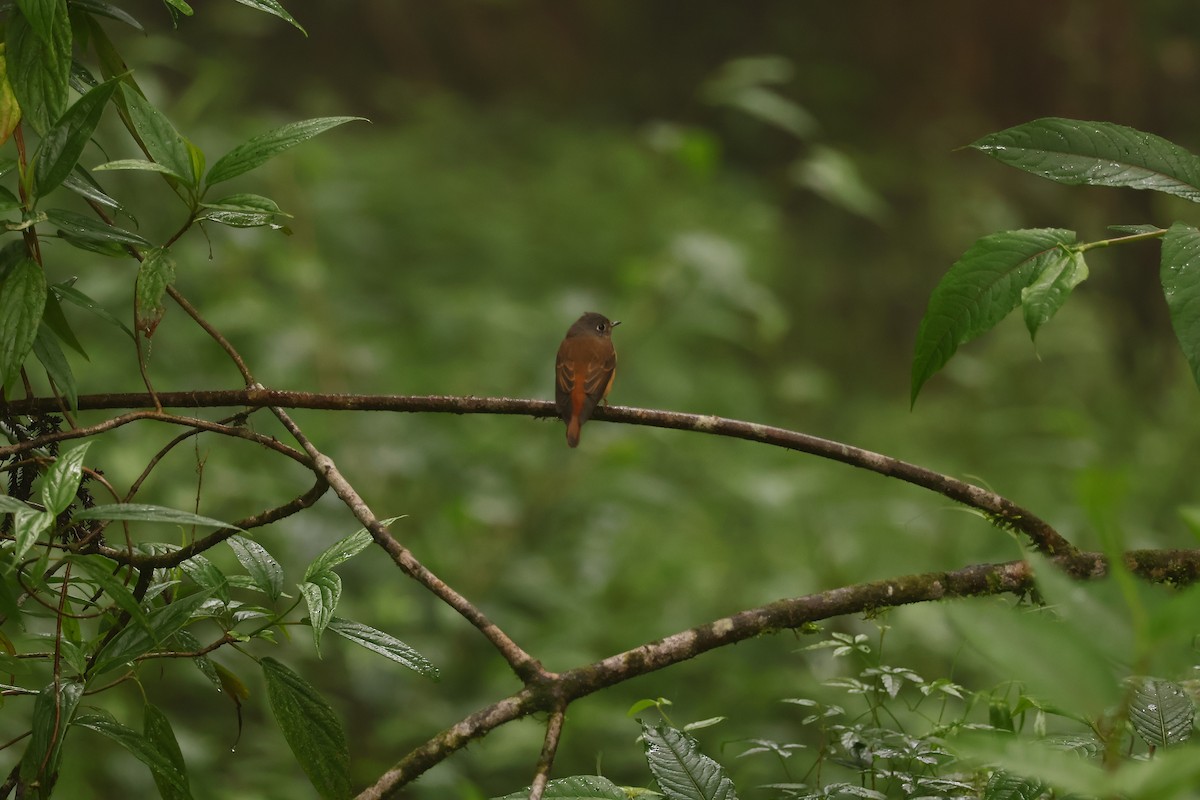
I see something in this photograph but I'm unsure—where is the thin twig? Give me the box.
[528,707,566,800]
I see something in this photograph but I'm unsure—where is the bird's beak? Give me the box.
[612,320,622,327]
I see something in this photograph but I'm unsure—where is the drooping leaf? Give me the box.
[231,0,306,34]
[0,43,24,147]
[118,83,198,186]
[90,590,212,675]
[492,775,627,800]
[41,291,87,358]
[19,680,84,790]
[324,617,439,679]
[143,704,192,800]
[11,506,52,562]
[0,257,48,390]
[44,208,150,247]
[299,571,340,656]
[68,554,151,632]
[261,657,351,800]
[5,4,71,134]
[73,712,190,796]
[52,281,134,339]
[1129,677,1194,748]
[206,116,366,186]
[910,228,1076,405]
[134,248,175,338]
[1160,223,1200,391]
[32,323,77,409]
[63,166,125,212]
[1021,247,1088,341]
[74,503,241,530]
[70,0,145,32]
[40,441,89,515]
[169,629,220,689]
[226,535,284,600]
[32,77,119,199]
[642,722,738,800]
[972,118,1200,203]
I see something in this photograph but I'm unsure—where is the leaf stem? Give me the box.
[1075,228,1167,253]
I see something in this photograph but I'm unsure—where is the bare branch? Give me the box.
[529,707,566,800]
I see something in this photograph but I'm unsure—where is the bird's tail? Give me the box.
[566,416,581,448]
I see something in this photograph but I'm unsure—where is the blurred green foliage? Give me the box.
[6,2,1200,799]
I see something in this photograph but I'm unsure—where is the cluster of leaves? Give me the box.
[911,117,1200,405]
[512,565,1200,800]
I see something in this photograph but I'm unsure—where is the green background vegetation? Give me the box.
[8,1,1200,797]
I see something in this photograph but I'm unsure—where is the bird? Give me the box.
[555,312,619,448]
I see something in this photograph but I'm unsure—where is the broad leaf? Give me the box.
[1021,246,1088,341]
[1160,223,1200,391]
[69,554,151,631]
[226,535,283,600]
[90,590,212,675]
[261,657,351,800]
[910,228,1075,405]
[175,551,231,605]
[972,118,1200,203]
[33,77,119,199]
[44,208,150,247]
[73,712,190,795]
[642,722,738,800]
[0,494,35,513]
[5,5,71,134]
[135,248,175,338]
[19,680,84,790]
[325,617,439,679]
[303,526,375,580]
[118,83,198,186]
[300,571,340,656]
[12,506,52,561]
[143,704,192,800]
[206,116,365,186]
[15,0,63,42]
[0,43,23,147]
[1129,677,1194,748]
[0,257,48,390]
[492,775,627,800]
[198,193,290,228]
[74,503,241,530]
[40,441,89,515]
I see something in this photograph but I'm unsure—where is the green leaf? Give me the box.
[206,116,366,186]
[0,257,48,390]
[261,657,350,800]
[32,78,119,199]
[70,0,145,32]
[971,118,1200,203]
[231,0,306,34]
[6,4,70,134]
[93,158,186,176]
[73,503,241,530]
[642,722,738,800]
[300,571,340,656]
[197,193,291,228]
[226,535,283,601]
[12,507,52,561]
[1129,677,1194,748]
[325,617,439,679]
[68,554,151,632]
[40,441,89,515]
[32,323,74,408]
[44,208,150,247]
[910,228,1076,405]
[15,0,64,42]
[52,281,134,339]
[0,494,36,513]
[42,291,87,358]
[62,167,123,213]
[983,770,1047,800]
[173,551,230,605]
[161,0,193,16]
[169,629,220,689]
[0,43,24,148]
[91,590,211,676]
[1020,248,1088,341]
[118,84,198,186]
[144,705,192,800]
[492,775,628,800]
[135,247,175,338]
[303,526,375,580]
[1161,223,1200,391]
[73,712,190,796]
[19,680,83,787]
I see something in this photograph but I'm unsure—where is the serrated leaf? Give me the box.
[324,617,439,679]
[40,441,88,515]
[300,571,340,656]
[492,775,628,800]
[33,77,119,199]
[910,228,1076,405]
[0,44,24,147]
[69,554,151,632]
[984,770,1047,800]
[135,247,175,338]
[6,5,71,134]
[1160,223,1200,391]
[1129,677,1194,748]
[176,552,230,605]
[73,712,190,795]
[118,83,196,186]
[303,527,375,580]
[206,116,365,186]
[0,257,48,390]
[226,535,283,600]
[1021,248,1088,340]
[261,657,350,800]
[19,680,83,786]
[74,503,241,530]
[642,722,738,800]
[90,590,211,675]
[143,704,192,800]
[232,0,306,34]
[44,208,150,246]
[972,118,1200,203]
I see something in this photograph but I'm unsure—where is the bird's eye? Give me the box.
[596,323,606,333]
